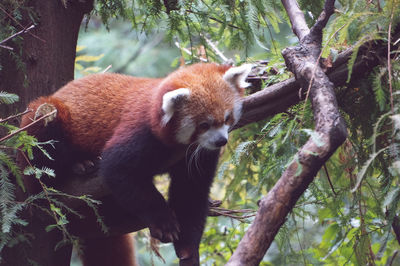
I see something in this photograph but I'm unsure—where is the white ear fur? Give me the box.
[223,64,254,89]
[161,88,191,126]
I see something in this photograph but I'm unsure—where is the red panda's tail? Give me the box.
[18,96,72,193]
[20,96,71,134]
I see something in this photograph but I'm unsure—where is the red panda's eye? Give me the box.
[225,114,231,123]
[199,122,211,131]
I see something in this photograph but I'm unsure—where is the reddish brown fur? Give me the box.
[148,63,239,144]
[20,96,72,136]
[22,63,235,156]
[53,74,161,155]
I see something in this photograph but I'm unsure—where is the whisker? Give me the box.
[186,141,199,178]
[194,146,203,177]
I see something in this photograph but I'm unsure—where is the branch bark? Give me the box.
[1,1,94,265]
[226,0,348,264]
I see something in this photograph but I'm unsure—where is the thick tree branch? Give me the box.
[310,0,335,37]
[227,0,347,264]
[235,36,385,129]
[281,0,309,41]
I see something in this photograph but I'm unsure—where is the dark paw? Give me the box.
[179,257,200,266]
[175,245,200,266]
[148,211,180,243]
[72,159,98,176]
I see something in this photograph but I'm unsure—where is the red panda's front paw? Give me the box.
[174,243,200,266]
[148,211,180,243]
[72,159,98,176]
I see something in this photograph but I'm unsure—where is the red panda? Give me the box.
[20,63,252,265]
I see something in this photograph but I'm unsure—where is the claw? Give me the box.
[148,210,181,243]
[172,231,180,241]
[83,160,95,168]
[72,159,97,176]
[72,163,86,175]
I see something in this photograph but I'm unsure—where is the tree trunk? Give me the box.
[0,0,93,118]
[0,1,93,265]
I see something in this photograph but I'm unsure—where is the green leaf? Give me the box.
[382,187,400,210]
[351,146,388,193]
[0,92,19,105]
[391,114,400,131]
[301,129,325,147]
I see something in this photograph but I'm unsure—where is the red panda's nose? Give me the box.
[214,137,228,147]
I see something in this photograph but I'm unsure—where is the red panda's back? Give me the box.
[53,73,161,154]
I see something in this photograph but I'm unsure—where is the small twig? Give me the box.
[0,109,57,143]
[0,44,13,50]
[0,4,45,43]
[0,25,35,50]
[323,164,337,196]
[102,65,112,73]
[388,3,394,115]
[185,9,244,30]
[0,108,32,123]
[174,41,208,62]
[201,34,232,64]
[149,237,166,264]
[392,215,400,246]
[209,206,256,221]
[18,148,75,243]
[389,250,399,266]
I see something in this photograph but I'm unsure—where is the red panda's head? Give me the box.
[153,63,253,150]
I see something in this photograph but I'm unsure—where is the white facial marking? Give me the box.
[198,125,230,150]
[176,116,196,144]
[161,88,190,126]
[223,64,254,89]
[224,110,230,121]
[232,100,243,125]
[218,125,229,140]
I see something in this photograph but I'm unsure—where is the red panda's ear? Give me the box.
[161,88,191,126]
[223,64,254,91]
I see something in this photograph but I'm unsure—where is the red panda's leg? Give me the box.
[80,234,137,266]
[100,127,180,243]
[168,149,220,266]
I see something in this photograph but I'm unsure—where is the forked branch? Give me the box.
[226,0,347,265]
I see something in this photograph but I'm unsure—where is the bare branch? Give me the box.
[0,109,56,143]
[281,0,310,41]
[0,25,35,50]
[174,41,208,62]
[310,0,335,36]
[0,4,45,43]
[393,215,400,245]
[201,34,234,64]
[0,108,32,123]
[226,0,350,264]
